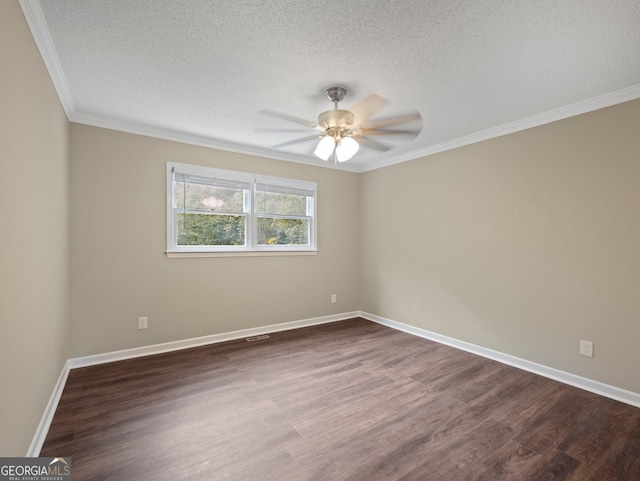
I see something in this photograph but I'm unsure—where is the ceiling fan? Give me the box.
[256,87,422,163]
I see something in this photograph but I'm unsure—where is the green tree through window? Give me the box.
[168,162,316,254]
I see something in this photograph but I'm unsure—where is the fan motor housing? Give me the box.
[318,109,355,130]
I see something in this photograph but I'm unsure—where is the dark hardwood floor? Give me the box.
[41,318,640,480]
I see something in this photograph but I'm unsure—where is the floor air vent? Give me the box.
[246,334,271,342]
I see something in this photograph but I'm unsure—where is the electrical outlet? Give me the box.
[138,316,148,330]
[580,340,593,357]
[331,294,337,304]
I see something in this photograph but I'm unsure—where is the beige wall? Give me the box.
[359,99,640,393]
[4,0,640,452]
[0,1,69,455]
[68,124,359,357]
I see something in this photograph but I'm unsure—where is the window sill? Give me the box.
[166,250,318,258]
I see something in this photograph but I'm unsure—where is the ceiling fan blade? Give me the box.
[258,109,319,129]
[254,128,319,133]
[349,94,387,126]
[356,137,390,152]
[360,112,422,130]
[272,135,322,149]
[362,129,421,139]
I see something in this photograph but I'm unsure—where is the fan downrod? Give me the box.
[325,87,347,107]
[318,87,354,133]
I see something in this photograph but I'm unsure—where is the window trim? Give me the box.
[166,162,318,257]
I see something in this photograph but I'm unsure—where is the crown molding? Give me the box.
[19,0,75,118]
[64,84,640,174]
[360,83,640,172]
[18,0,358,173]
[20,0,640,174]
[70,111,361,172]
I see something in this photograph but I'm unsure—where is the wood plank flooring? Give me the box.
[41,318,640,480]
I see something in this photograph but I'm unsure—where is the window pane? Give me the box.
[256,191,307,216]
[169,163,317,253]
[257,217,309,245]
[176,181,245,213]
[178,213,245,246]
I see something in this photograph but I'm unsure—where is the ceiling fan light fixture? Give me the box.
[260,86,422,164]
[314,135,336,161]
[335,137,359,162]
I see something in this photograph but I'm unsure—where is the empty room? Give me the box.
[2,0,640,479]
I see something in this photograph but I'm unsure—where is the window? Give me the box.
[167,162,317,257]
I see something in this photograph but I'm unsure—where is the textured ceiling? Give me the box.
[24,0,640,171]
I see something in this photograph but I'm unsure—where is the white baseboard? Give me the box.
[30,311,359,455]
[359,311,640,408]
[32,309,640,456]
[26,360,70,456]
[68,311,360,369]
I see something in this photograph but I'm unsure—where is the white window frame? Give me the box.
[166,162,317,258]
